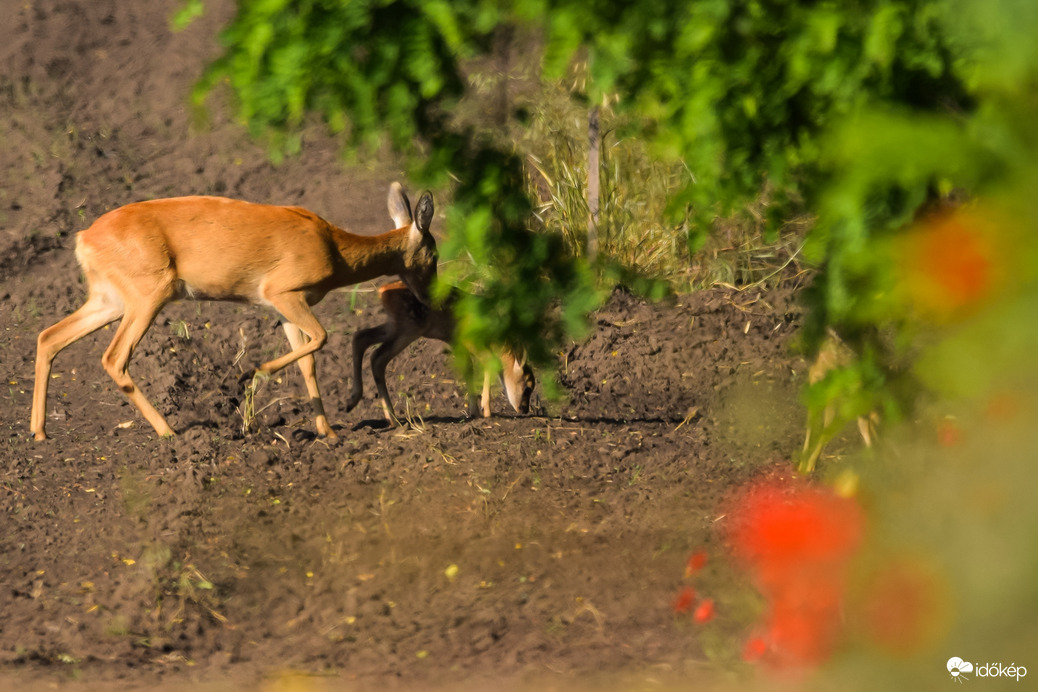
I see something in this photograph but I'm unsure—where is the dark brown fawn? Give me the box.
[346,281,535,424]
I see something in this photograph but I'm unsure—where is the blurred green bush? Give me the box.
[184,0,970,390]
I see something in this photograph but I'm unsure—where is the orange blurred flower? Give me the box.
[936,418,963,447]
[898,206,1005,321]
[685,550,708,577]
[727,480,863,571]
[726,478,865,669]
[672,586,695,614]
[693,598,715,624]
[743,636,768,662]
[985,391,1023,423]
[857,557,950,657]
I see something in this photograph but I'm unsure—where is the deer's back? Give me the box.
[77,196,342,302]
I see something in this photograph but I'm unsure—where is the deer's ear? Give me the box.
[413,192,434,236]
[387,182,413,229]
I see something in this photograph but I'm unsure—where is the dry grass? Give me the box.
[451,50,811,295]
[515,81,809,292]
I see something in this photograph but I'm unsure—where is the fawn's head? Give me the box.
[502,354,536,415]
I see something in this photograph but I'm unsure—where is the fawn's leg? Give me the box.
[370,335,416,425]
[345,323,392,412]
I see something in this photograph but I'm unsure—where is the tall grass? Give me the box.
[518,83,691,280]
[514,81,807,292]
[453,47,808,294]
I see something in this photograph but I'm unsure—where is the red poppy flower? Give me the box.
[672,586,695,614]
[936,419,963,448]
[693,598,715,624]
[726,478,865,669]
[685,550,708,577]
[743,636,768,662]
[898,207,1003,321]
[858,558,949,656]
[985,391,1022,423]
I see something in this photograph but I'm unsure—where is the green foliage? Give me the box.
[798,0,1038,464]
[185,0,978,419]
[170,0,204,31]
[519,81,691,290]
[528,0,968,250]
[518,84,805,292]
[432,141,605,383]
[193,0,473,156]
[189,0,600,381]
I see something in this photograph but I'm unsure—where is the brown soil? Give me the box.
[0,1,815,689]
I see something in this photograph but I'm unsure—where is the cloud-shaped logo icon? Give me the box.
[947,657,974,681]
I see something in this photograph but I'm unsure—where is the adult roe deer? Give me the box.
[31,183,436,440]
[346,281,536,424]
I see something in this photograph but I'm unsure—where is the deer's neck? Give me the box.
[331,226,409,285]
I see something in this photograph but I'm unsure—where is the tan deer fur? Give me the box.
[346,281,535,424]
[31,183,436,441]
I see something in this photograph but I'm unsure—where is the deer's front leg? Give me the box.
[281,321,336,439]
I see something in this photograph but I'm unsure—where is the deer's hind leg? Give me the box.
[31,283,124,439]
[99,283,175,438]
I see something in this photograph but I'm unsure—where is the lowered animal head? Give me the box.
[501,352,536,414]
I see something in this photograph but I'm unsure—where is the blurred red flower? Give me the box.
[898,207,1003,321]
[936,419,963,448]
[672,586,695,614]
[726,478,865,669]
[743,636,768,662]
[693,598,715,624]
[985,391,1022,423]
[858,557,950,656]
[685,550,708,577]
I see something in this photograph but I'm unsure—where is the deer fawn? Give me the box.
[345,281,536,424]
[31,183,436,441]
